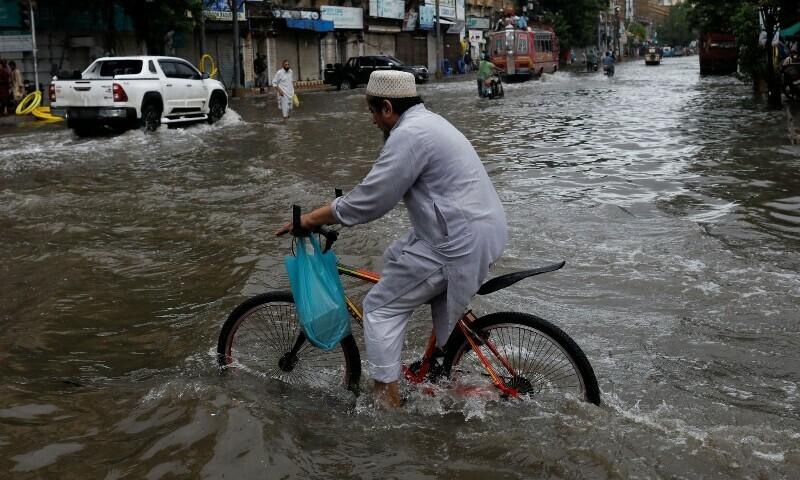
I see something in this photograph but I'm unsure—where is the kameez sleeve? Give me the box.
[331,129,424,227]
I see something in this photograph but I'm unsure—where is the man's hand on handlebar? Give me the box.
[275,204,338,237]
[275,215,310,237]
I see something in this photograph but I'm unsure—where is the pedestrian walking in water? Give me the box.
[9,61,24,107]
[272,59,294,122]
[254,53,267,94]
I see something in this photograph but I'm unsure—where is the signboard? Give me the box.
[467,16,490,30]
[468,30,485,44]
[0,0,21,28]
[425,0,457,20]
[403,10,417,31]
[447,20,465,34]
[0,35,33,53]
[321,6,363,29]
[419,5,434,30]
[273,9,319,20]
[203,0,245,21]
[369,0,404,20]
[456,0,464,22]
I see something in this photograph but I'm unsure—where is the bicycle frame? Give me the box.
[336,262,523,398]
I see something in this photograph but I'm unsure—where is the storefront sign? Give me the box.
[367,25,402,33]
[468,29,485,44]
[204,0,246,21]
[320,6,363,29]
[447,20,465,35]
[369,0,404,20]
[0,35,33,53]
[419,5,434,30]
[272,9,319,20]
[424,0,463,20]
[466,16,490,30]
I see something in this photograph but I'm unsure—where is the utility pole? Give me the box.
[28,0,39,91]
[230,0,241,92]
[435,0,442,78]
[200,8,206,57]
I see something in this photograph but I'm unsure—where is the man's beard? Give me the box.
[383,129,390,142]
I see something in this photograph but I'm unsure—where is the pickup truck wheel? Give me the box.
[207,96,226,124]
[141,104,162,132]
[340,77,354,90]
[67,119,96,138]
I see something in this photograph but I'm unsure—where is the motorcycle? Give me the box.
[481,75,504,99]
[782,63,800,101]
[603,64,615,77]
[586,61,598,72]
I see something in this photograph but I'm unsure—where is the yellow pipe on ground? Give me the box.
[32,106,64,122]
[16,90,42,115]
[199,54,218,79]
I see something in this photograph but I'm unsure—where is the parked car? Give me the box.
[661,46,673,58]
[324,55,429,90]
[50,56,227,136]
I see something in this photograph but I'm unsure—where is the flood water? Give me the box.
[1,56,799,478]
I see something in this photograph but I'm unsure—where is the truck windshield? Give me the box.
[89,60,143,78]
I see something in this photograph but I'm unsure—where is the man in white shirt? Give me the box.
[271,59,294,121]
[276,71,507,408]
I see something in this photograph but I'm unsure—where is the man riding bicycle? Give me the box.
[276,71,507,408]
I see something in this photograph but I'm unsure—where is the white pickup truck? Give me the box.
[50,56,227,136]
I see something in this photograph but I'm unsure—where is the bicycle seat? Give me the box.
[476,261,565,295]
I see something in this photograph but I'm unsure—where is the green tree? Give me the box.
[116,0,203,54]
[688,0,800,106]
[538,0,605,53]
[628,22,647,43]
[658,2,694,46]
[687,0,744,34]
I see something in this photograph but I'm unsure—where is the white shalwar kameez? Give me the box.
[331,104,507,382]
[272,68,294,118]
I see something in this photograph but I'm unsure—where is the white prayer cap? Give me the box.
[365,70,417,98]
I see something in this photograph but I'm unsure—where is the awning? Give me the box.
[285,18,334,32]
[436,17,455,25]
[781,21,800,38]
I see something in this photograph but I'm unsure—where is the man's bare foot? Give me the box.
[373,380,401,409]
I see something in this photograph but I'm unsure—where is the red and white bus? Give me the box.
[489,25,560,81]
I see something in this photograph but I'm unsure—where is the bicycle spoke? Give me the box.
[223,299,352,392]
[451,322,586,399]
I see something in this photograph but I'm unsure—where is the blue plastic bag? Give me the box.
[285,235,350,350]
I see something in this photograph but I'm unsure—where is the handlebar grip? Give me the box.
[335,188,343,198]
[291,205,303,237]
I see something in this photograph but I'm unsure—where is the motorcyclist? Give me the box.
[477,53,500,97]
[782,47,798,69]
[602,51,615,75]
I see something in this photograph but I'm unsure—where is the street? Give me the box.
[1,56,799,477]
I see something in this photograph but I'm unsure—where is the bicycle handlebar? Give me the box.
[290,189,342,253]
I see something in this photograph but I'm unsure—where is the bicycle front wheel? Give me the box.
[217,291,361,394]
[443,312,600,405]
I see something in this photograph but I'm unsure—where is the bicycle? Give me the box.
[217,202,601,406]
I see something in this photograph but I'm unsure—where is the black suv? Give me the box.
[324,55,429,90]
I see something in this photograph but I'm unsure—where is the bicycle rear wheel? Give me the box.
[442,312,600,405]
[217,291,361,394]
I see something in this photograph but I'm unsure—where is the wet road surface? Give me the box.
[1,56,799,478]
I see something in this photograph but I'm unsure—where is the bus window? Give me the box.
[517,34,528,55]
[494,36,505,54]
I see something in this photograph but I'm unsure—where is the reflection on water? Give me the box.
[1,57,799,477]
